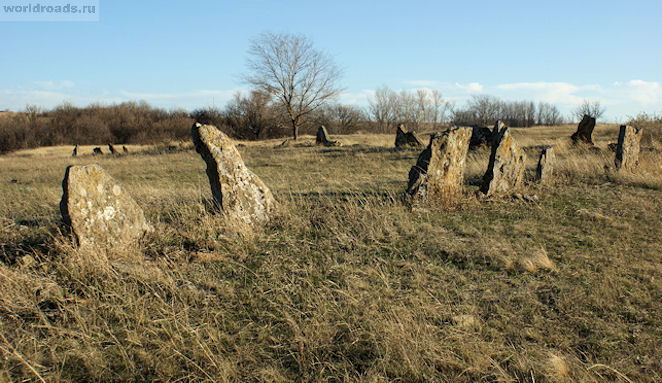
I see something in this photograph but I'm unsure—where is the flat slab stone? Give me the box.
[480,125,526,196]
[316,125,342,147]
[192,123,277,225]
[60,164,152,249]
[469,125,495,149]
[406,126,472,205]
[395,124,425,148]
[536,146,555,182]
[571,115,596,145]
[615,125,643,171]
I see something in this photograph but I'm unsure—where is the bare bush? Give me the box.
[0,102,194,153]
[573,100,605,121]
[224,90,280,140]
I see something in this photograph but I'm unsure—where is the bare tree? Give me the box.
[245,32,343,140]
[573,100,605,121]
[368,86,450,131]
[368,85,398,132]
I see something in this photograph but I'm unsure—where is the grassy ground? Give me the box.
[0,125,661,382]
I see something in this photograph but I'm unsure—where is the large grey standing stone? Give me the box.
[316,125,341,147]
[615,125,643,171]
[536,146,555,182]
[571,115,596,145]
[406,127,472,205]
[60,164,152,249]
[395,124,425,148]
[192,123,277,225]
[480,125,526,196]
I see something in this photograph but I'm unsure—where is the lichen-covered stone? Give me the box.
[480,125,526,196]
[316,126,341,147]
[406,127,472,205]
[536,146,555,182]
[60,164,152,249]
[571,115,596,145]
[192,123,277,225]
[395,124,424,148]
[615,125,643,171]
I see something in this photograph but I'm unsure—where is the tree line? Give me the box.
[0,102,193,153]
[0,93,597,154]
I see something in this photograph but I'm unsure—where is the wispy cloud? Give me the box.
[0,87,245,111]
[339,89,373,105]
[118,89,241,102]
[455,82,483,93]
[33,80,76,90]
[495,81,586,105]
[618,80,660,106]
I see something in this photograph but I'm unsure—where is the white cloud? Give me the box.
[495,81,584,105]
[118,89,240,102]
[0,86,246,111]
[455,82,483,93]
[622,80,660,105]
[339,89,373,105]
[33,80,76,90]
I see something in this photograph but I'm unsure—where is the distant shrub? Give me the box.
[0,102,195,154]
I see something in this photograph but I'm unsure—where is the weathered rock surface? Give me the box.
[395,124,425,148]
[60,164,152,249]
[316,125,341,147]
[571,115,596,145]
[192,123,277,225]
[614,125,643,171]
[405,127,472,205]
[469,125,495,149]
[536,146,555,182]
[480,125,526,196]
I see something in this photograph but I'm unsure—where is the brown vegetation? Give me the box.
[0,123,661,381]
[0,102,193,154]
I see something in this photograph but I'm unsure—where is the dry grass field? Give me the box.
[1,124,661,382]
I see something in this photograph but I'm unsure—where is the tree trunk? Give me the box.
[291,119,298,140]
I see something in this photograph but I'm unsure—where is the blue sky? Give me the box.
[1,0,660,121]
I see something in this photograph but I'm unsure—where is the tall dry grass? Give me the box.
[0,126,661,382]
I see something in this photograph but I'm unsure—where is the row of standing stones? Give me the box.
[59,120,643,250]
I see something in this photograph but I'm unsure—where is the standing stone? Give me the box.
[469,125,494,149]
[191,123,277,225]
[536,146,555,182]
[406,127,472,205]
[316,126,341,147]
[395,124,425,148]
[60,164,152,249]
[614,125,643,171]
[480,125,526,196]
[274,139,293,148]
[571,115,596,145]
